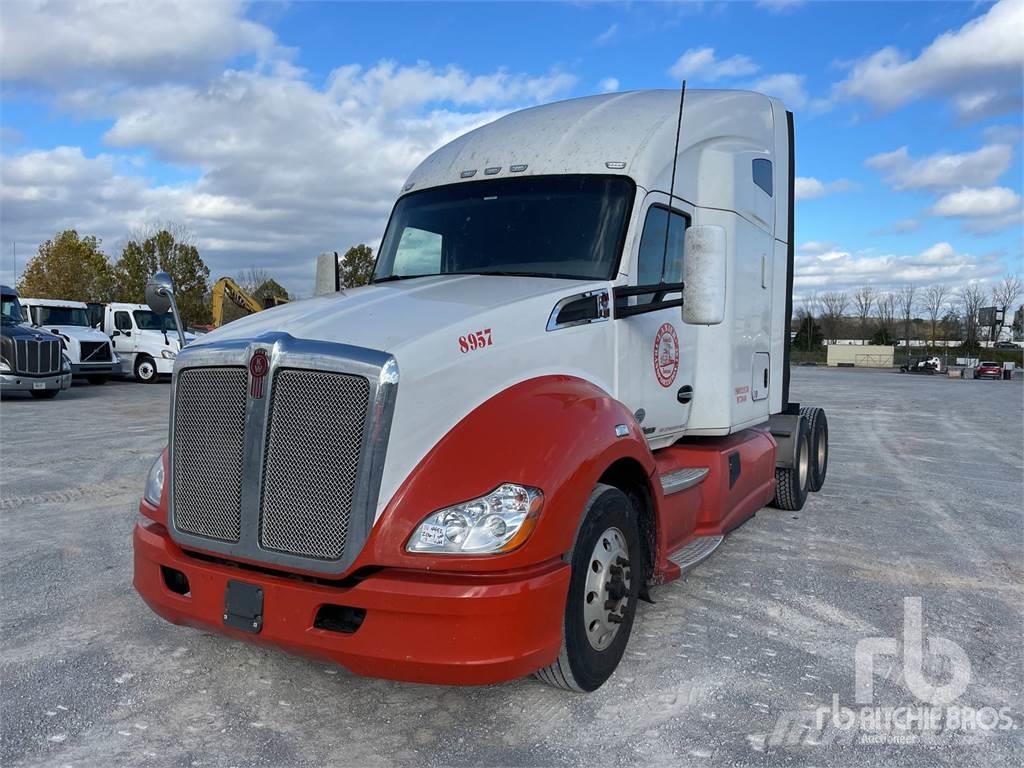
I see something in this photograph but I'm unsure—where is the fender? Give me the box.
[350,375,657,574]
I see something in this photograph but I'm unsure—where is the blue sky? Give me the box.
[1,0,1021,297]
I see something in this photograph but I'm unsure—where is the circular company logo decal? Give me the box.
[653,323,679,388]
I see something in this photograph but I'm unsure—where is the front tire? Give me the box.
[535,484,642,692]
[799,406,829,492]
[134,355,157,383]
[771,415,811,511]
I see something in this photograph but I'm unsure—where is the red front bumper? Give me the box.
[133,521,569,685]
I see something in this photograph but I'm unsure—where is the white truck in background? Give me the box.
[20,298,118,385]
[87,302,194,383]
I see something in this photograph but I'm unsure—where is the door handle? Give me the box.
[677,385,693,404]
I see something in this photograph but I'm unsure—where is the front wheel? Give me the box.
[134,355,158,383]
[535,484,642,692]
[799,406,829,492]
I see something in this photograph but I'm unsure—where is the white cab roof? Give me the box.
[20,297,88,309]
[404,89,783,210]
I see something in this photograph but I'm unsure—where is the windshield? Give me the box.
[35,306,90,327]
[133,310,178,331]
[373,175,634,282]
[1,294,23,325]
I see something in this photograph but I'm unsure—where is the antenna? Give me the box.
[661,80,686,282]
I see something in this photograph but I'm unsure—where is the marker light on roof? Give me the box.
[510,164,528,172]
[606,161,627,169]
[484,166,501,175]
[460,169,477,178]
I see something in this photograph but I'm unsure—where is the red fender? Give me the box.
[350,375,658,573]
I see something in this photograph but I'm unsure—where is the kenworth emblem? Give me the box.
[249,348,269,398]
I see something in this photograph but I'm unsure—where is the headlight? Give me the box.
[161,349,177,360]
[0,359,10,372]
[61,354,72,372]
[407,483,543,555]
[144,452,165,506]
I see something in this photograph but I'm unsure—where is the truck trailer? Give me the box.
[133,89,829,692]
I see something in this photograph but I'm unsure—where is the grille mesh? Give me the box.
[260,369,369,560]
[172,367,247,542]
[80,341,112,362]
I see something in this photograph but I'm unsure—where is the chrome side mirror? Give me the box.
[682,225,727,326]
[145,271,188,349]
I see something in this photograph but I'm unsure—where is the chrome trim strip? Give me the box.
[659,467,709,496]
[167,331,398,576]
[545,288,611,332]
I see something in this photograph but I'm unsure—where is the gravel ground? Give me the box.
[1,368,1021,768]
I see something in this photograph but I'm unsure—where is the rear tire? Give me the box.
[771,416,810,511]
[535,484,642,692]
[134,355,158,383]
[87,375,107,385]
[30,389,60,399]
[799,406,829,492]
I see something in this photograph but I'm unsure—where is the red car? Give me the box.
[975,361,1002,380]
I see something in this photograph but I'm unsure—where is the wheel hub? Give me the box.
[582,526,631,651]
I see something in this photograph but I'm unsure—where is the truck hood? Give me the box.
[37,325,110,344]
[198,274,600,354]
[193,274,617,517]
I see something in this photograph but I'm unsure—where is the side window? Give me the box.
[635,206,687,304]
[393,227,442,276]
[114,311,132,331]
[752,158,773,197]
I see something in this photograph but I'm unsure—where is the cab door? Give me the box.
[615,192,696,449]
[110,309,136,373]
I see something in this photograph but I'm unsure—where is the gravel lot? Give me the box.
[1,368,1021,768]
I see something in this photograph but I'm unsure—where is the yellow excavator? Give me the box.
[210,277,289,328]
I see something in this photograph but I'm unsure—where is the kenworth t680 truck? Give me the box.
[134,89,829,692]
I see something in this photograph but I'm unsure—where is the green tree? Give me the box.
[340,244,376,288]
[793,315,824,350]
[115,225,212,326]
[17,230,116,302]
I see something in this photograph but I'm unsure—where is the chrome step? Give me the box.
[659,467,709,496]
[668,535,724,573]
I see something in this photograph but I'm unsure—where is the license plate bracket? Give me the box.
[33,382,46,390]
[224,580,263,634]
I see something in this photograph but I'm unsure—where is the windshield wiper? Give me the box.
[371,273,441,284]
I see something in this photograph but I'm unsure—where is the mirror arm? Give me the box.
[162,290,187,350]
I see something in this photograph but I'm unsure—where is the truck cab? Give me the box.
[20,297,118,384]
[91,302,194,382]
[133,89,829,691]
[1,286,72,398]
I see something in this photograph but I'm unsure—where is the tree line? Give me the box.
[794,276,1023,354]
[13,227,379,328]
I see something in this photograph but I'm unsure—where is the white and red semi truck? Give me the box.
[134,89,829,692]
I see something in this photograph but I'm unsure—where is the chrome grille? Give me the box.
[260,369,370,560]
[172,367,247,542]
[14,338,61,375]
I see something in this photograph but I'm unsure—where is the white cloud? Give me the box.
[0,61,577,292]
[795,177,856,200]
[795,241,1004,292]
[866,144,1014,190]
[748,73,808,109]
[593,23,618,46]
[833,0,1024,119]
[0,0,280,87]
[799,241,837,255]
[668,47,759,81]
[982,124,1024,145]
[599,77,620,94]
[930,187,1021,218]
